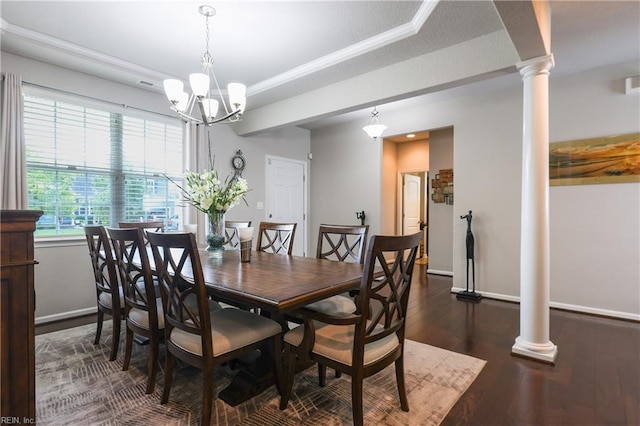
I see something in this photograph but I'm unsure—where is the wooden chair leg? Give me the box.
[145,336,158,394]
[335,369,342,378]
[395,357,409,411]
[202,368,214,426]
[269,335,283,395]
[94,309,104,345]
[109,315,120,361]
[351,377,364,426]
[161,351,174,404]
[122,328,134,371]
[318,363,327,387]
[279,343,297,410]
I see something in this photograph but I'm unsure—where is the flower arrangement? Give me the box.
[182,170,249,215]
[170,169,249,257]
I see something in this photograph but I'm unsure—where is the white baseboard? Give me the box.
[35,307,96,325]
[427,269,453,276]
[549,301,640,322]
[450,286,640,321]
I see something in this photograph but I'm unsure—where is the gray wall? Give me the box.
[311,60,640,320]
[427,128,454,274]
[308,122,383,253]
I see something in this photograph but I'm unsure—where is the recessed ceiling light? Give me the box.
[406,133,416,138]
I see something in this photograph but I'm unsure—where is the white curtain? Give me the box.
[182,122,208,240]
[0,73,28,209]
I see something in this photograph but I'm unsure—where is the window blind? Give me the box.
[23,92,184,236]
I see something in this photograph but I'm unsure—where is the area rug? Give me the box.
[35,321,485,425]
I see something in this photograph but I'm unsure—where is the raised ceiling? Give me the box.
[1,1,638,135]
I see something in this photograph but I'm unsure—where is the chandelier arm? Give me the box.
[195,96,240,124]
[204,109,242,125]
[209,69,231,116]
[196,96,210,124]
[176,110,204,124]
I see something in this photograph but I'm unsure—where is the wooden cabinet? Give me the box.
[1,210,42,422]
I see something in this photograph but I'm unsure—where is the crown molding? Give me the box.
[248,0,440,96]
[1,19,169,86]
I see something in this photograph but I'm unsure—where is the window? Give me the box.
[23,91,184,236]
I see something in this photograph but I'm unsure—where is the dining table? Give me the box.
[194,248,366,316]
[180,248,368,405]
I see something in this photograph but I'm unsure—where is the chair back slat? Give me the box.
[84,225,120,311]
[316,224,369,263]
[148,232,213,355]
[224,220,252,248]
[118,221,164,246]
[256,222,297,255]
[118,221,165,232]
[108,227,161,328]
[356,232,422,346]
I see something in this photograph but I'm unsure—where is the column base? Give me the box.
[511,336,557,364]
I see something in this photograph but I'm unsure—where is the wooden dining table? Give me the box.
[193,248,366,317]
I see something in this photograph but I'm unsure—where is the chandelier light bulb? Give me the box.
[175,92,189,112]
[163,79,184,103]
[189,73,209,97]
[202,98,219,119]
[228,83,247,109]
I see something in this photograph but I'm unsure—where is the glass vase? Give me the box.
[206,212,225,258]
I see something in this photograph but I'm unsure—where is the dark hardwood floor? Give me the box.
[36,263,639,425]
[405,265,640,426]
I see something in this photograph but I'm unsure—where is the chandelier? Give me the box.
[163,5,246,126]
[362,107,387,140]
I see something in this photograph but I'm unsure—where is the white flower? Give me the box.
[177,169,250,215]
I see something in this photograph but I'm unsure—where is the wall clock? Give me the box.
[231,150,245,177]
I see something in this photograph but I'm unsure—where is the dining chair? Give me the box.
[147,231,282,426]
[83,225,123,361]
[224,220,251,249]
[256,222,297,255]
[301,224,369,384]
[279,232,423,426]
[305,224,369,316]
[108,227,164,394]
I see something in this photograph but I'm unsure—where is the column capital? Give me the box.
[517,54,555,78]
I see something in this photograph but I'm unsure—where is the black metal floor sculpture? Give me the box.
[457,210,482,302]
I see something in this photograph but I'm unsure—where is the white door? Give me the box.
[265,156,306,256]
[403,174,421,236]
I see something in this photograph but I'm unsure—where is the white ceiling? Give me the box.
[1,1,638,134]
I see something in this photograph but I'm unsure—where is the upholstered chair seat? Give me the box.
[128,299,165,330]
[284,321,399,366]
[302,295,356,317]
[170,308,282,357]
[98,287,124,310]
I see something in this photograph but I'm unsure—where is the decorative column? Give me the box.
[512,54,557,364]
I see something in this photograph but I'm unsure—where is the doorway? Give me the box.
[399,171,429,261]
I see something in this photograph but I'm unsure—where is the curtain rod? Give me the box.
[18,79,177,120]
